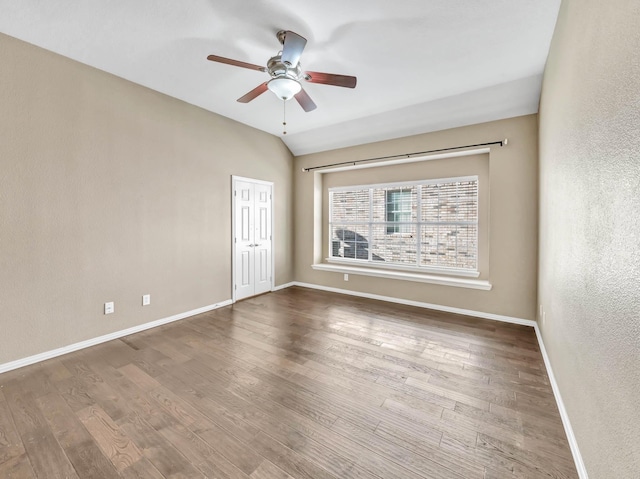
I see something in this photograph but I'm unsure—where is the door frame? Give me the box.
[231,175,275,303]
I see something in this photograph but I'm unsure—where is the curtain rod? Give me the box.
[301,139,508,172]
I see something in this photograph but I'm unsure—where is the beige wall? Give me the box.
[538,1,640,477]
[0,33,294,364]
[294,115,539,320]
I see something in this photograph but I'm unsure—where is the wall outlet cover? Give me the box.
[104,302,114,315]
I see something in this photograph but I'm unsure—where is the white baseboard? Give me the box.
[0,299,232,375]
[277,281,586,478]
[272,281,296,292]
[534,325,589,478]
[289,281,535,327]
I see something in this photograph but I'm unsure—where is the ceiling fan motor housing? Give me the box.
[267,55,302,80]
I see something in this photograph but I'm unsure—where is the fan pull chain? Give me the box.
[282,99,287,135]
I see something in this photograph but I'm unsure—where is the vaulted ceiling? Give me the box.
[0,1,560,155]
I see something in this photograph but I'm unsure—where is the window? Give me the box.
[329,177,478,272]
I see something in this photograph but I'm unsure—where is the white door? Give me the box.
[233,177,273,301]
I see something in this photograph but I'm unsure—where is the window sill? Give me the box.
[326,258,481,278]
[311,263,492,290]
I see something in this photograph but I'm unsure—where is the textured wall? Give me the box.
[0,34,294,364]
[538,0,640,477]
[294,115,539,320]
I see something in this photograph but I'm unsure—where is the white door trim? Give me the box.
[231,175,274,303]
[232,175,274,186]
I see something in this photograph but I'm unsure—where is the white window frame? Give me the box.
[328,176,480,278]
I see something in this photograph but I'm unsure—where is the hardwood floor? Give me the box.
[0,286,578,478]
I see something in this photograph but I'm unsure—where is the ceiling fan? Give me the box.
[207,30,357,112]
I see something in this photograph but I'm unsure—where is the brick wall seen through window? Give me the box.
[329,177,478,271]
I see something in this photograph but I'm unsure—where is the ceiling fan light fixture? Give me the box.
[267,76,301,101]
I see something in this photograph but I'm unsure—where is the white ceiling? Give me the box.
[0,0,560,156]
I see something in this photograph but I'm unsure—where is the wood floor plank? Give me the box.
[187,418,264,475]
[249,423,380,479]
[162,353,427,479]
[61,357,129,422]
[152,416,251,479]
[127,367,264,475]
[39,358,73,383]
[77,405,142,472]
[36,392,121,479]
[247,431,338,479]
[4,383,79,479]
[332,416,470,479]
[250,460,294,479]
[440,432,561,479]
[0,287,578,479]
[477,433,578,479]
[117,412,206,478]
[54,375,97,412]
[488,402,571,446]
[120,457,165,479]
[0,453,36,478]
[154,373,255,439]
[117,363,162,392]
[453,402,573,454]
[176,358,342,429]
[373,418,483,478]
[11,367,55,399]
[213,385,426,479]
[0,390,26,466]
[93,361,252,478]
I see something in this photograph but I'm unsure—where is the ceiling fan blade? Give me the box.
[294,88,317,112]
[237,82,269,103]
[207,54,266,72]
[281,31,307,67]
[304,71,357,88]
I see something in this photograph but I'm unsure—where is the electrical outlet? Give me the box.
[344,273,349,281]
[142,294,151,306]
[104,302,114,315]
